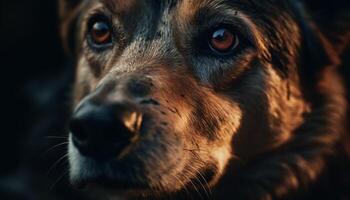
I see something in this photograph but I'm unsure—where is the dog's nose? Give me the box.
[69,101,142,159]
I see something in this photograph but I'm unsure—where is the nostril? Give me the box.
[69,100,144,159]
[122,112,143,135]
[69,119,89,143]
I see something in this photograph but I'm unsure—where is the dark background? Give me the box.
[1,1,84,199]
[0,1,349,200]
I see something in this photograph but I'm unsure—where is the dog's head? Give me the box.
[60,0,337,198]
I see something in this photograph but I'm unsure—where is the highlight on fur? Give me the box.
[59,0,350,199]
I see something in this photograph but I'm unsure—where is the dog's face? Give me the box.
[63,0,309,198]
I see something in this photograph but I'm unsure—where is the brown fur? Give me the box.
[59,0,350,199]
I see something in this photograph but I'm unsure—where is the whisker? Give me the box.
[231,153,245,166]
[183,148,201,152]
[45,142,69,154]
[45,136,68,139]
[49,169,69,191]
[184,167,204,200]
[47,154,69,175]
[188,165,211,199]
[197,170,212,197]
[172,174,192,200]
[184,148,213,199]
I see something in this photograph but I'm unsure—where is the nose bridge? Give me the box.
[116,40,176,72]
[78,70,154,113]
[112,7,178,72]
[76,78,119,110]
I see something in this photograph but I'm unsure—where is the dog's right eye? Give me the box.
[87,17,113,49]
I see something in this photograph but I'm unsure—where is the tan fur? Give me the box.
[60,1,349,199]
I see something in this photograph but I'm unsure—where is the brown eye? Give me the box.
[89,20,112,46]
[209,28,238,54]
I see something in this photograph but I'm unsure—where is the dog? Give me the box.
[59,0,350,199]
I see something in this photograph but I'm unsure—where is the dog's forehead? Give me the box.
[95,0,284,33]
[98,0,282,14]
[81,0,294,77]
[98,0,242,21]
[100,0,174,15]
[96,0,252,41]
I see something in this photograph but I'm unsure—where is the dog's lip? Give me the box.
[71,174,150,191]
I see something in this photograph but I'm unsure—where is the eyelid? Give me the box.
[87,13,112,31]
[85,14,114,51]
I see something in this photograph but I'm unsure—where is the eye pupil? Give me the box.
[209,28,237,53]
[90,21,111,45]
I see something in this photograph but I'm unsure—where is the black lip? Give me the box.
[72,139,130,161]
[72,174,149,191]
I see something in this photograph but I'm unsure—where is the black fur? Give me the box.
[59,1,350,200]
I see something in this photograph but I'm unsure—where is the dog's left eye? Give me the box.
[208,27,239,54]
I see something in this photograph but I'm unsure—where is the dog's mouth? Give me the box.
[69,156,156,196]
[73,178,158,199]
[68,129,189,194]
[68,135,222,198]
[71,163,218,199]
[67,87,234,197]
[72,173,150,193]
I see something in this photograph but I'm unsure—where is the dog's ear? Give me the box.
[58,0,83,56]
[288,1,341,92]
[302,0,350,53]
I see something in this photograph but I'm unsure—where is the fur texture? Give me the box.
[59,0,350,199]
